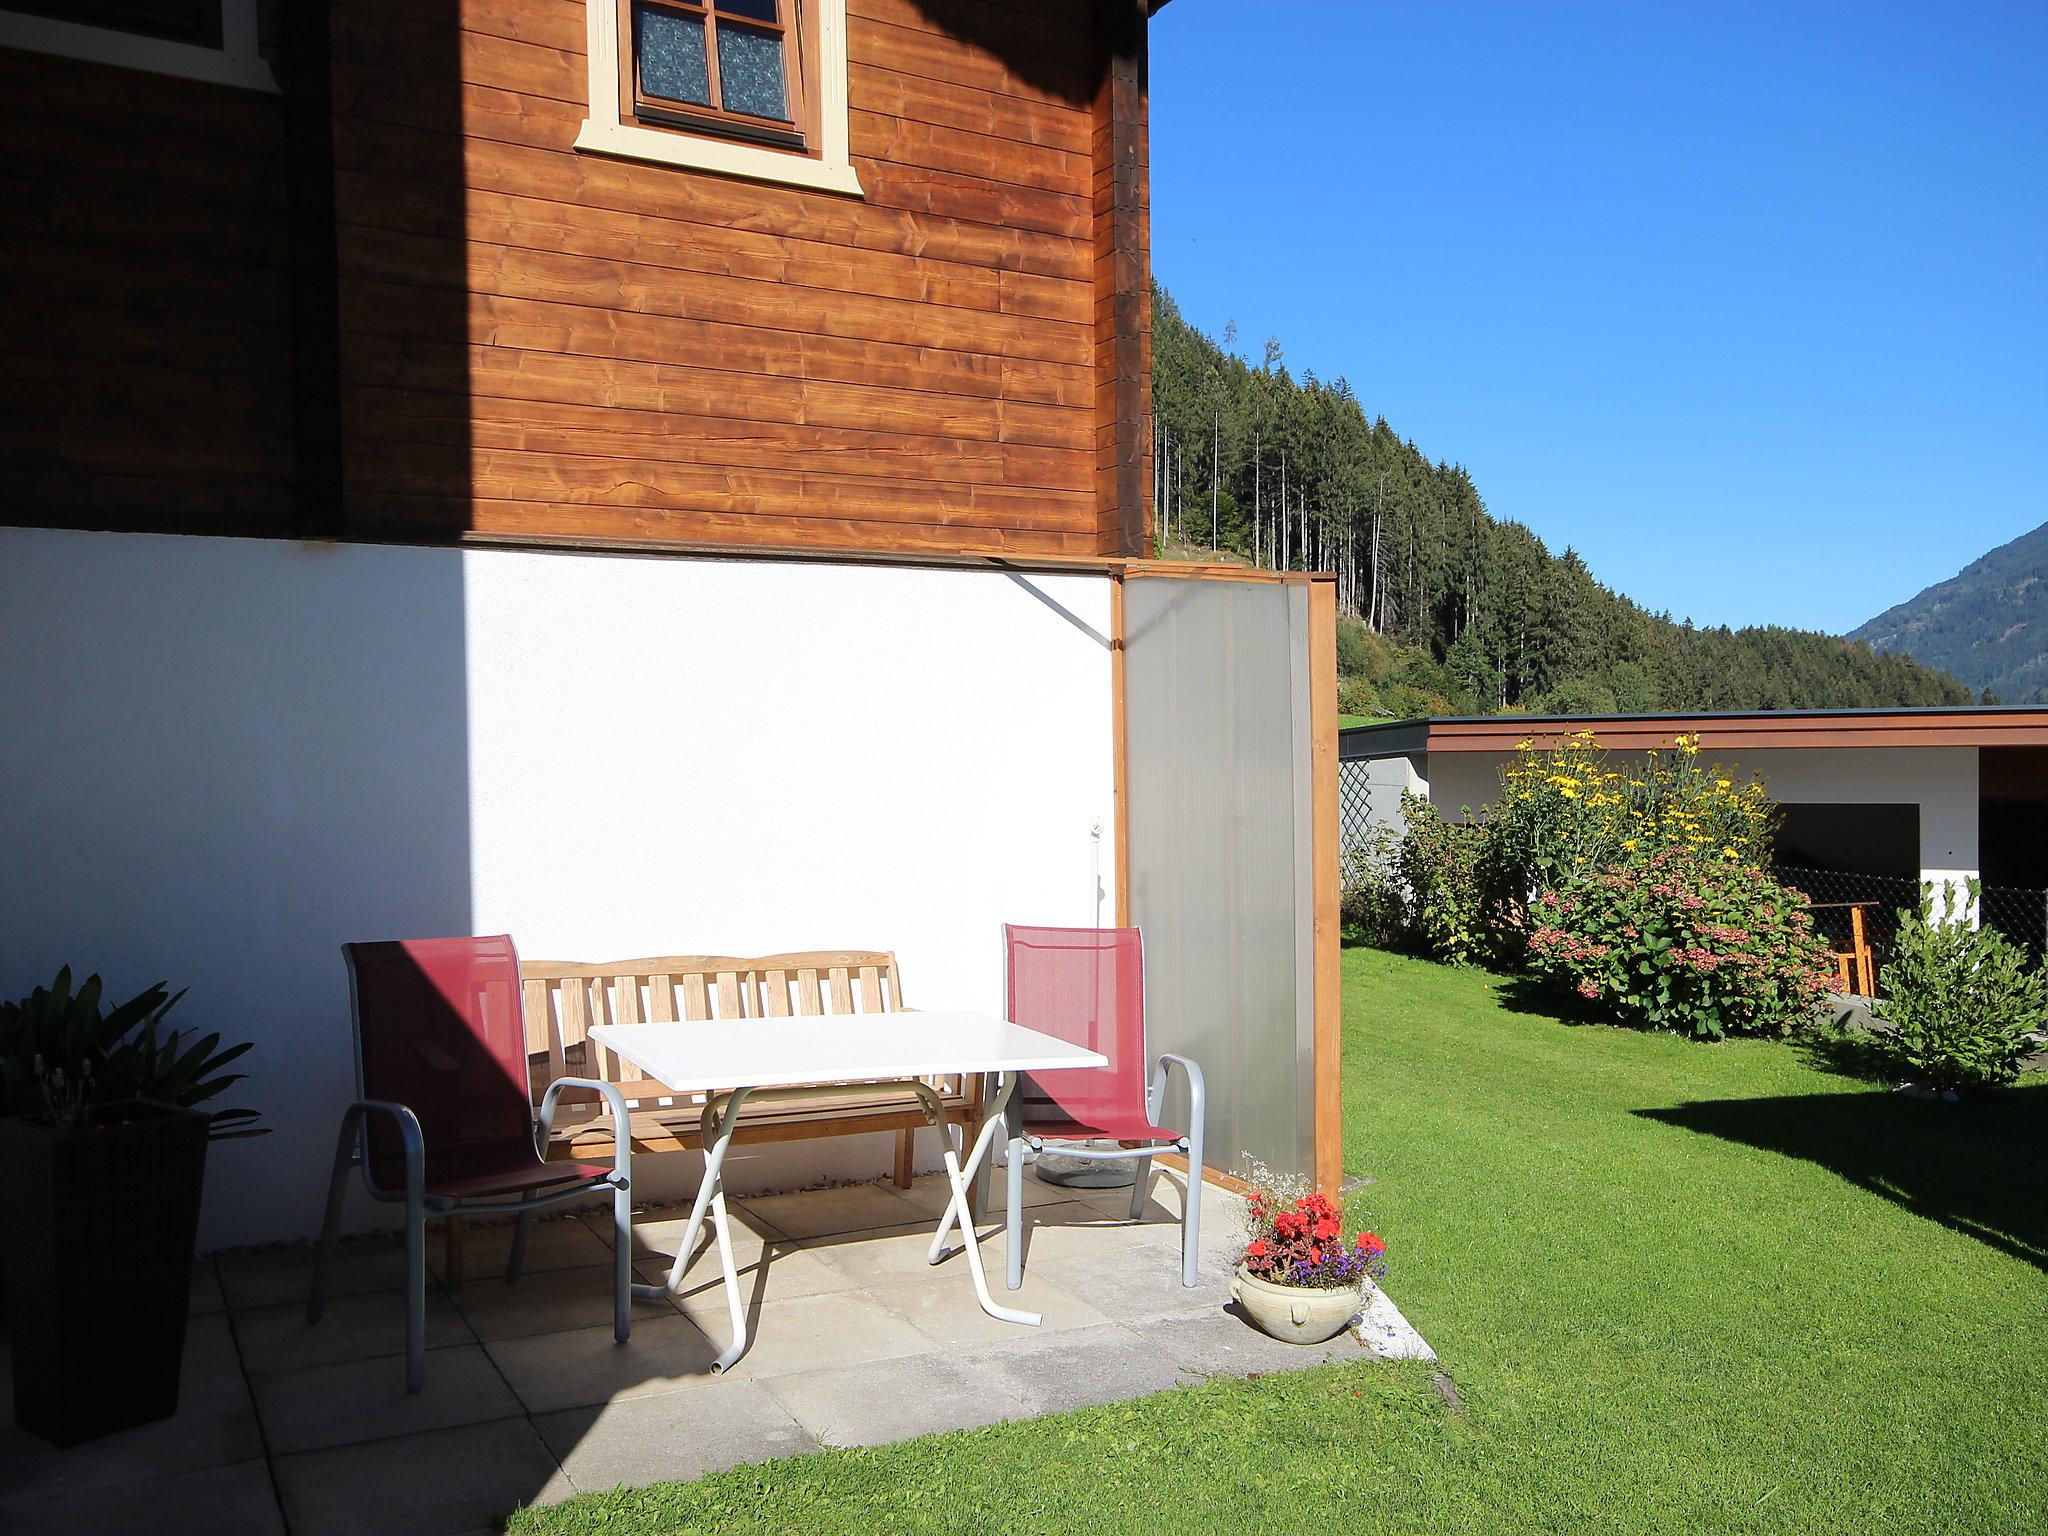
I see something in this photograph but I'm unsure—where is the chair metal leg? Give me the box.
[1127,1154,1154,1221]
[507,1198,533,1285]
[611,1176,633,1344]
[1180,1126,1204,1288]
[1004,1082,1025,1291]
[402,1186,427,1394]
[307,1108,360,1324]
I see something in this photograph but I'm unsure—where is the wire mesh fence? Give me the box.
[1338,759,1385,855]
[1772,863,2048,981]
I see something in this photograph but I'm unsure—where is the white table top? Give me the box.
[589,1010,1107,1094]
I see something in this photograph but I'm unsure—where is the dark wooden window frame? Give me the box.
[4,0,222,47]
[619,0,816,155]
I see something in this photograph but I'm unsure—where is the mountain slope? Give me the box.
[1850,521,2048,704]
[1151,287,1978,715]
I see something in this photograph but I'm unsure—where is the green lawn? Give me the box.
[513,949,2048,1534]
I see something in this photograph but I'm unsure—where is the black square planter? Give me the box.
[0,1100,210,1446]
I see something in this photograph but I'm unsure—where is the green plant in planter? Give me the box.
[1875,882,2048,1094]
[0,968,266,1138]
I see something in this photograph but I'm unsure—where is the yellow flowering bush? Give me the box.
[1481,732,1776,915]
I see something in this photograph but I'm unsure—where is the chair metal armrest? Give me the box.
[1147,1053,1206,1136]
[342,1099,427,1204]
[536,1077,633,1186]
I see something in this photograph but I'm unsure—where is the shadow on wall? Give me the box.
[1637,1085,2048,1275]
[0,530,472,1250]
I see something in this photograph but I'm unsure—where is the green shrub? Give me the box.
[1,967,267,1139]
[1335,616,1371,677]
[1336,676,1381,719]
[1392,793,1492,965]
[1874,882,2048,1092]
[1341,823,1408,947]
[1524,851,1835,1038]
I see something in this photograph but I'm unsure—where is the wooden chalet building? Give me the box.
[0,0,1342,1249]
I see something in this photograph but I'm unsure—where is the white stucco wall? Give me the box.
[1340,752,1428,846]
[1423,744,1979,887]
[0,528,1116,1250]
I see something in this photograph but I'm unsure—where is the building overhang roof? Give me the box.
[1339,707,2048,758]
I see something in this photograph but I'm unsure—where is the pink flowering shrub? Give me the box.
[1524,850,1836,1038]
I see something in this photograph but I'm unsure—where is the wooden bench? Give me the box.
[519,950,983,1188]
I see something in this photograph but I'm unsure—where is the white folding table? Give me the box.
[589,1010,1107,1371]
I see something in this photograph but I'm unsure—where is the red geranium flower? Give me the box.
[1245,1239,1269,1258]
[1357,1231,1386,1255]
[1312,1216,1341,1241]
[1274,1211,1308,1238]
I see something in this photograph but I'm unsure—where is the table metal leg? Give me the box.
[926,1071,1040,1327]
[634,1087,751,1372]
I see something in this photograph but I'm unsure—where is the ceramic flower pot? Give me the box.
[1231,1264,1363,1345]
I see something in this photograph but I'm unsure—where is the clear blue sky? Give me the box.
[1148,0,2047,635]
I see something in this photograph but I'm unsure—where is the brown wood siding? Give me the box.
[331,0,1115,556]
[0,48,296,533]
[1092,0,1150,555]
[3,2,1146,560]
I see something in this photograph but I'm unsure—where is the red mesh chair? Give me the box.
[310,936,633,1392]
[1005,925,1206,1287]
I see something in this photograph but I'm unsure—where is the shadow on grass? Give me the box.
[1637,1083,2048,1274]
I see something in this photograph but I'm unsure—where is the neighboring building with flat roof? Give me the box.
[1340,707,2048,901]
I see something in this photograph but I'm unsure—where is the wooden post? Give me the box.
[1850,905,1872,995]
[1308,578,1344,1197]
[1111,573,1130,925]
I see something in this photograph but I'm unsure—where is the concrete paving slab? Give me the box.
[484,1312,722,1415]
[249,1342,523,1455]
[189,1259,226,1316]
[617,1203,862,1307]
[760,1349,1034,1448]
[182,1311,246,1379]
[796,1219,1003,1287]
[961,1323,1197,1417]
[1131,1306,1363,1379]
[0,1368,264,1509]
[1020,1245,1229,1326]
[233,1287,473,1374]
[274,1416,566,1536]
[533,1378,815,1495]
[218,1237,408,1312]
[433,1215,613,1284]
[448,1262,677,1343]
[736,1180,924,1239]
[869,1261,1118,1355]
[3,1457,284,1536]
[679,1288,931,1382]
[886,1167,1073,1221]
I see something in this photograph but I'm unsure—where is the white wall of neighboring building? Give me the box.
[0,527,1117,1250]
[1420,744,1980,888]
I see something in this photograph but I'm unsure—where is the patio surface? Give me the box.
[0,1171,1370,1535]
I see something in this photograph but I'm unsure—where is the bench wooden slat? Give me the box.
[519,949,979,1186]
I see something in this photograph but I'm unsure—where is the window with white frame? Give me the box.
[0,0,276,91]
[577,0,862,196]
